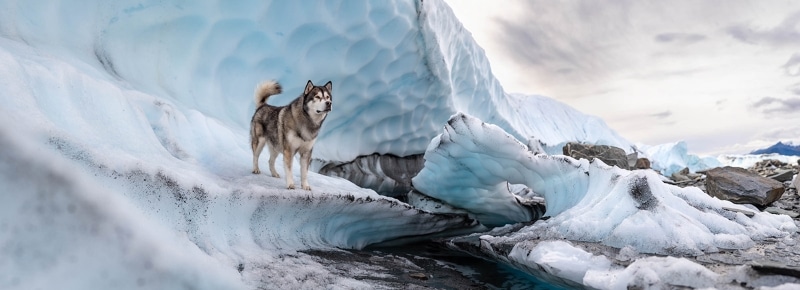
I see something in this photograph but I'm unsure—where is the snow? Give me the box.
[414,113,795,255]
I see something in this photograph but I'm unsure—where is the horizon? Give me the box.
[444,0,800,156]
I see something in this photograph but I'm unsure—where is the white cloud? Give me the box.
[444,0,800,154]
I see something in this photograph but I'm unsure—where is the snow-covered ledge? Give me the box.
[413,113,796,255]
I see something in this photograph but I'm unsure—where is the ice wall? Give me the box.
[0,0,632,165]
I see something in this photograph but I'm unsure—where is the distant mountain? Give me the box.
[750,142,800,156]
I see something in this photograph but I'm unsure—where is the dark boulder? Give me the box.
[562,143,629,170]
[704,166,785,206]
[767,169,795,182]
[634,158,651,170]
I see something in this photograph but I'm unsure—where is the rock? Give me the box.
[705,166,785,206]
[634,158,651,169]
[722,207,755,217]
[408,273,428,280]
[793,174,799,189]
[751,261,800,278]
[768,169,795,182]
[765,207,800,218]
[670,167,695,182]
[671,172,691,182]
[562,143,630,170]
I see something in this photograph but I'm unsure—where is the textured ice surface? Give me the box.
[0,119,476,289]
[0,127,247,290]
[415,113,796,256]
[0,0,632,164]
[316,153,424,196]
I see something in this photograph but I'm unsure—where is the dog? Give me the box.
[250,80,332,190]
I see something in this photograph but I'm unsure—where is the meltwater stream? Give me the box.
[305,242,566,289]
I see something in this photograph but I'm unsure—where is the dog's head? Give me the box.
[303,80,332,115]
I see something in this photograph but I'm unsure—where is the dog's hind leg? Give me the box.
[283,147,296,189]
[267,145,280,178]
[252,137,266,174]
[299,149,312,190]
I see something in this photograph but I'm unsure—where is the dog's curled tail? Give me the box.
[254,80,282,105]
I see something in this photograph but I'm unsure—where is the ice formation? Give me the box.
[1,0,632,164]
[507,240,720,289]
[718,153,800,169]
[0,120,480,289]
[414,113,796,255]
[641,141,722,175]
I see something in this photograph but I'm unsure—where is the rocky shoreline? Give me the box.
[666,158,800,218]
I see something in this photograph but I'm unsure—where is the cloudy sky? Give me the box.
[443,0,800,155]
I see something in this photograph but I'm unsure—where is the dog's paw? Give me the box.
[302,184,311,191]
[252,169,261,174]
[271,173,280,178]
[287,183,296,189]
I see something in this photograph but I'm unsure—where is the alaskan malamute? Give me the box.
[250,80,332,190]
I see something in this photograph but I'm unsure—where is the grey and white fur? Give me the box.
[250,80,332,190]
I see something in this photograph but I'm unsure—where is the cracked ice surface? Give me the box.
[413,113,796,255]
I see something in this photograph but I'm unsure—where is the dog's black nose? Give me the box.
[325,101,332,110]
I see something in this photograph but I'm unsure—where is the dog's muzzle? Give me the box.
[317,102,332,113]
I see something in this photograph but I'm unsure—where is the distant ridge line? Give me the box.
[750,141,800,156]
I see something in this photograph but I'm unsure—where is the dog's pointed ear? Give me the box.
[324,81,332,92]
[304,80,314,95]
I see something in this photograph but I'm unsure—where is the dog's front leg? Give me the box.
[299,149,312,190]
[283,148,295,189]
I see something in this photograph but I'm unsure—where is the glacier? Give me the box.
[2,0,799,289]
